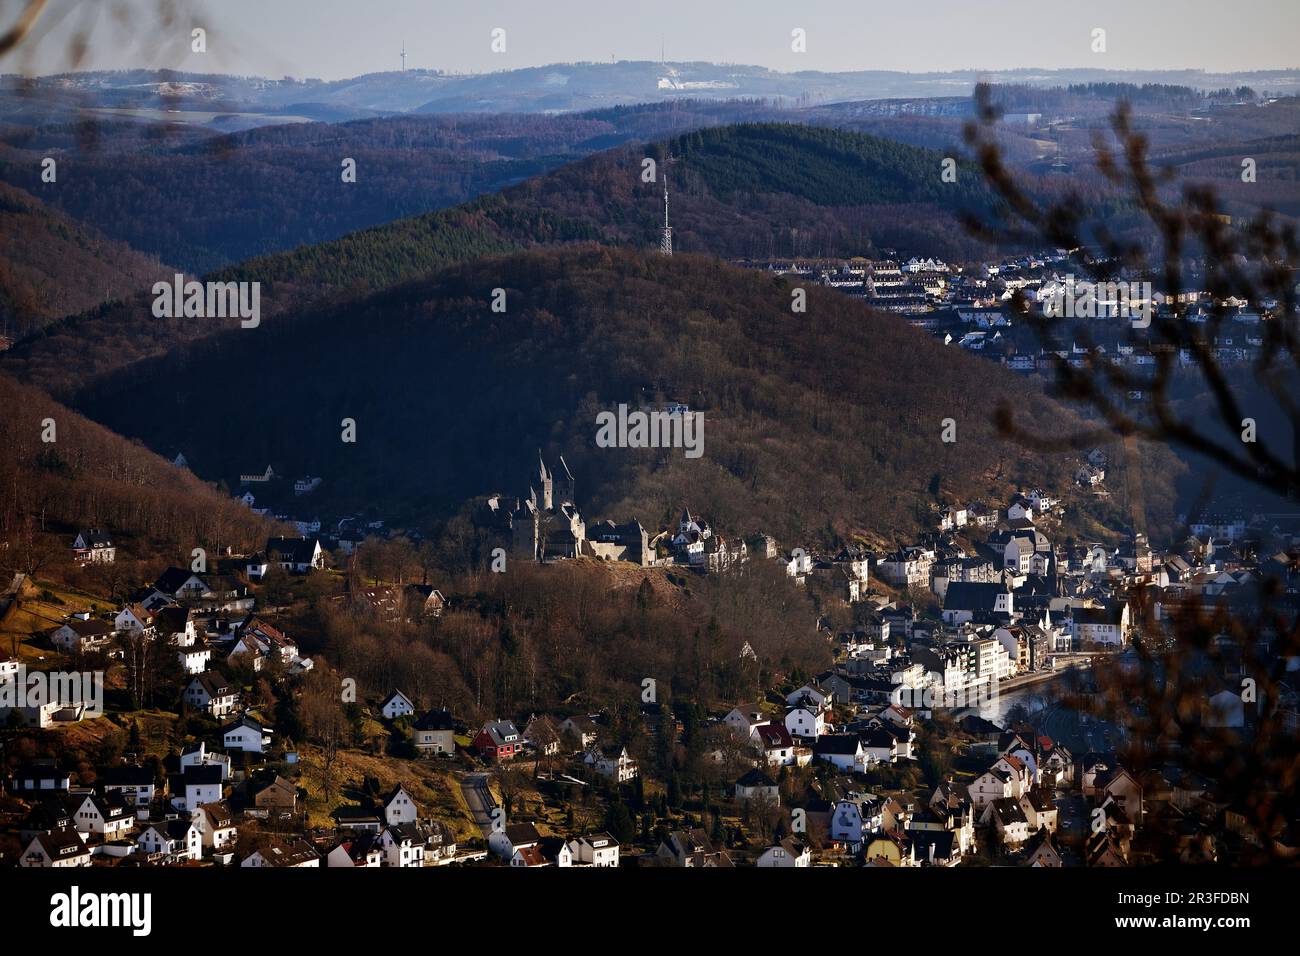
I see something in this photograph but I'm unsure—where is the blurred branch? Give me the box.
[964,84,1300,502]
[0,0,47,56]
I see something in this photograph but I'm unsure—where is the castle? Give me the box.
[512,453,584,561]
[494,453,652,566]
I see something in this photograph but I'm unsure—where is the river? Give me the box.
[971,668,1120,753]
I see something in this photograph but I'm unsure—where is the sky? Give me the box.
[4,0,1297,79]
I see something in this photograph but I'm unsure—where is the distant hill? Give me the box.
[10,65,1297,118]
[0,182,169,339]
[72,246,1176,544]
[219,122,995,289]
[0,373,274,577]
[0,107,991,275]
[0,113,641,274]
[2,122,1001,399]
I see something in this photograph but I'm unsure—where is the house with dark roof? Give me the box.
[262,536,325,574]
[8,763,71,794]
[735,768,780,804]
[50,617,115,654]
[942,582,1014,625]
[488,821,542,860]
[380,689,415,720]
[184,670,239,718]
[756,837,811,867]
[169,765,224,812]
[813,734,866,773]
[982,796,1031,845]
[20,827,91,867]
[71,529,115,564]
[415,709,458,755]
[1024,826,1062,866]
[241,838,320,868]
[755,723,796,766]
[247,770,297,818]
[910,828,960,866]
[473,719,522,761]
[655,828,733,867]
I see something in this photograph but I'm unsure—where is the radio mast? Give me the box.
[660,159,675,256]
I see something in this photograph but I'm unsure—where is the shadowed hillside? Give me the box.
[0,182,170,339]
[2,122,999,398]
[0,373,275,579]
[74,246,1177,544]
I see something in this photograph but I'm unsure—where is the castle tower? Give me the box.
[512,489,540,561]
[537,451,553,511]
[557,455,575,506]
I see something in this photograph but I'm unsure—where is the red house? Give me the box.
[473,720,522,761]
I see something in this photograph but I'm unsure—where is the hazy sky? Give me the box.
[6,0,1297,79]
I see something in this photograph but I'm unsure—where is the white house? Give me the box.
[263,536,325,574]
[1007,500,1035,523]
[71,793,135,839]
[170,765,223,812]
[813,735,866,772]
[735,768,780,804]
[378,824,426,868]
[180,741,232,780]
[184,671,239,718]
[222,715,272,753]
[982,797,1032,846]
[1004,537,1034,574]
[194,801,238,852]
[380,689,415,720]
[51,618,116,654]
[723,706,769,741]
[1027,489,1056,512]
[1071,604,1130,647]
[97,765,156,808]
[71,529,115,564]
[784,706,825,740]
[784,684,830,711]
[245,553,269,579]
[327,835,384,868]
[382,784,419,826]
[177,643,211,675]
[830,799,868,847]
[755,724,797,767]
[584,744,639,783]
[114,604,156,635]
[488,822,542,861]
[567,832,620,867]
[968,768,1016,810]
[137,819,202,862]
[756,838,811,867]
[20,829,91,867]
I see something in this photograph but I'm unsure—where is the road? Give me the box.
[460,772,497,837]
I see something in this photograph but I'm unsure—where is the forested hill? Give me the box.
[218,122,994,293]
[0,182,170,339]
[2,123,999,399]
[74,246,1170,545]
[0,373,274,577]
[668,123,985,206]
